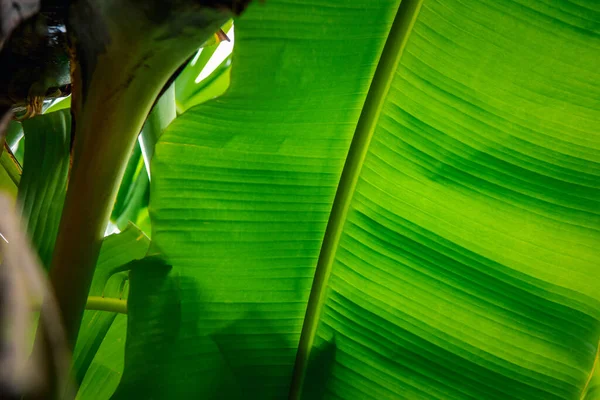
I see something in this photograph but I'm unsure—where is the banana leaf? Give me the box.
[119,0,599,399]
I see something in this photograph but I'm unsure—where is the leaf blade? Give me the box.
[304,0,600,398]
[18,110,70,268]
[74,225,150,398]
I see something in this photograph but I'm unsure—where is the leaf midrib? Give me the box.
[288,0,425,398]
[580,340,599,400]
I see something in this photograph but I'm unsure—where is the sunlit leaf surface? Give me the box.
[60,0,600,398]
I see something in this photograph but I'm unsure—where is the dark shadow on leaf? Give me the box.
[112,254,308,399]
[300,337,337,400]
[209,309,295,399]
[112,261,244,399]
[111,257,180,399]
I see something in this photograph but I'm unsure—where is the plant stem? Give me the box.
[85,296,127,314]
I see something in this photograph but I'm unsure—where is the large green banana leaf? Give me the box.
[118,0,599,398]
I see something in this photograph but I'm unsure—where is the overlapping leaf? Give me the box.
[0,114,18,198]
[174,20,233,114]
[110,143,150,232]
[74,225,150,399]
[0,148,19,198]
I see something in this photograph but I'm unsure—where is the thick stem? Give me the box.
[47,92,143,348]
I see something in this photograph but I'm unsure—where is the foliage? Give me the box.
[0,0,598,399]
